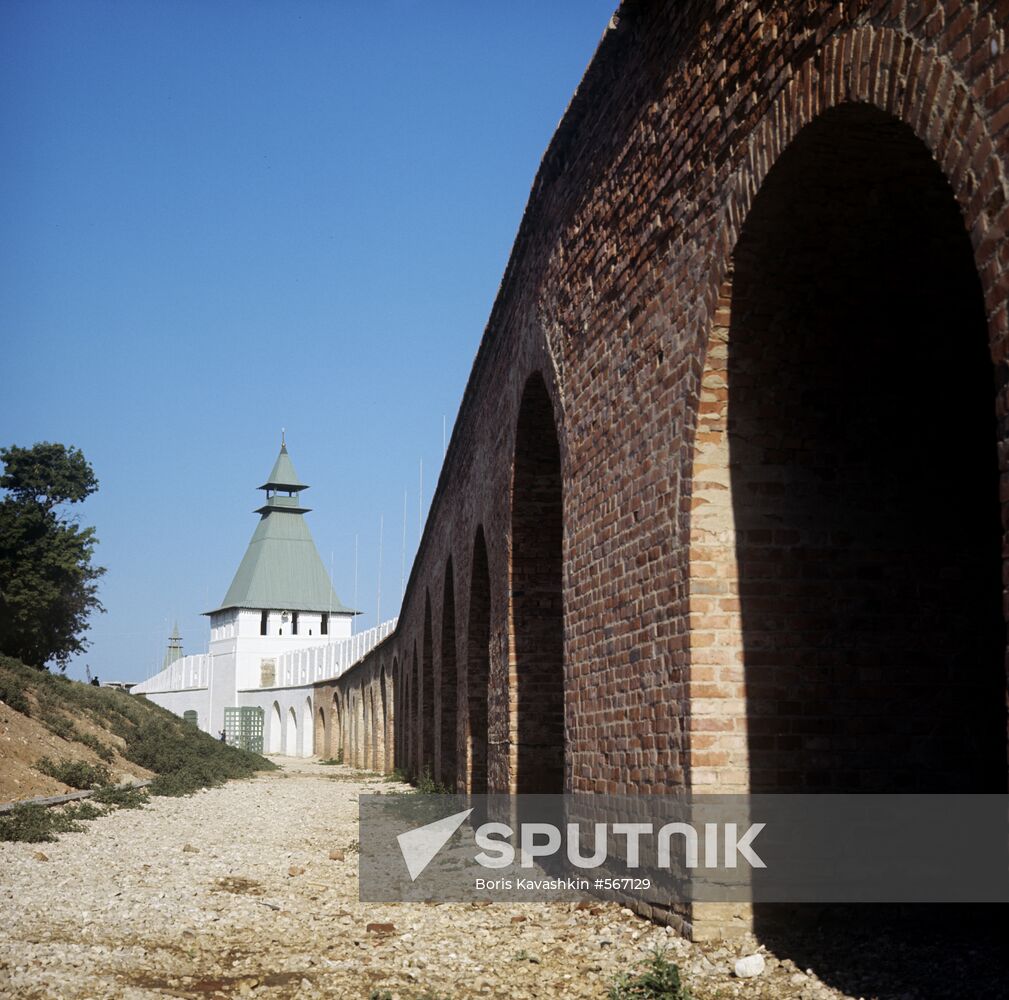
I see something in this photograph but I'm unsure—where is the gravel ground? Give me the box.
[0,759,1004,1000]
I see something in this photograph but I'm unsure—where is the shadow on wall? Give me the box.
[510,373,565,795]
[729,104,1007,995]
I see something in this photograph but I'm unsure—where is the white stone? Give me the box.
[734,953,765,978]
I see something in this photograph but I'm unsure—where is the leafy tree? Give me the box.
[0,443,105,670]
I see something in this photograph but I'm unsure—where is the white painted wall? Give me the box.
[133,619,397,754]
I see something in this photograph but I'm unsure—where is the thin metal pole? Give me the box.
[401,489,407,603]
[418,459,423,546]
[353,533,359,635]
[376,514,384,625]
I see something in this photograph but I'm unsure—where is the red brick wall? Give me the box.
[316,0,1009,938]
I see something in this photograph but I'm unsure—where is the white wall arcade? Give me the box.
[132,619,397,755]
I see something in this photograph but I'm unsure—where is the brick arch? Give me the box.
[466,524,491,794]
[420,596,435,779]
[509,370,565,794]
[315,703,327,757]
[687,75,1007,940]
[368,683,380,770]
[331,691,345,763]
[380,662,392,772]
[409,641,419,778]
[684,21,1009,783]
[391,656,401,770]
[708,26,1009,357]
[439,557,458,788]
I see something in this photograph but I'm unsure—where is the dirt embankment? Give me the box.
[0,691,151,803]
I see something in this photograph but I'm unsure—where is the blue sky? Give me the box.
[0,1,616,682]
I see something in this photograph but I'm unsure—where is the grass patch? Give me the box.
[35,756,111,790]
[39,709,74,741]
[609,947,690,1000]
[318,756,343,766]
[71,730,115,762]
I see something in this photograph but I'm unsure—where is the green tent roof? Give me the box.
[205,443,357,616]
[259,443,308,492]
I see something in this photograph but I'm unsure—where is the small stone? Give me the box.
[288,866,305,877]
[328,849,345,861]
[366,922,396,934]
[32,851,49,862]
[511,915,527,923]
[734,953,765,979]
[182,844,199,854]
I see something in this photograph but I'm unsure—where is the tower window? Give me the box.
[321,612,329,636]
[260,610,268,636]
[291,611,299,635]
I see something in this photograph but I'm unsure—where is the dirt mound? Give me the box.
[0,659,154,803]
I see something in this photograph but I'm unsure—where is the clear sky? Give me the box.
[0,1,616,683]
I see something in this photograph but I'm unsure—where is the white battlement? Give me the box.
[132,619,397,697]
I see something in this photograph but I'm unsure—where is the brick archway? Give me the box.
[509,371,565,794]
[688,59,1009,938]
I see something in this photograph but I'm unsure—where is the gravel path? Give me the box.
[0,760,1001,1000]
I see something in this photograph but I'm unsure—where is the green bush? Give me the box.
[415,767,450,795]
[92,784,148,809]
[0,800,103,842]
[35,756,110,789]
[0,664,30,715]
[124,716,275,797]
[65,802,105,821]
[0,804,61,842]
[609,947,691,1000]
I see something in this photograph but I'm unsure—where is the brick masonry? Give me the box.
[315,0,1009,938]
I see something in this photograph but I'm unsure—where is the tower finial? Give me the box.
[281,427,286,448]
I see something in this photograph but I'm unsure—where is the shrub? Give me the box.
[35,756,110,789]
[0,800,103,842]
[124,716,275,797]
[609,947,691,1000]
[64,802,105,821]
[92,784,148,809]
[0,804,61,842]
[415,767,450,795]
[0,664,30,715]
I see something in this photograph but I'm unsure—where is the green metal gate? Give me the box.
[223,706,264,753]
[182,710,198,726]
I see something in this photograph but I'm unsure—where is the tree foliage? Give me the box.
[0,443,105,670]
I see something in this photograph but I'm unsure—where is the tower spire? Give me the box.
[204,438,358,617]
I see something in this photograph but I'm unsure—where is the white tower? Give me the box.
[204,439,359,692]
